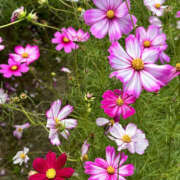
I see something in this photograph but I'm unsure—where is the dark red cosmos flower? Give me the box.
[29,152,74,180]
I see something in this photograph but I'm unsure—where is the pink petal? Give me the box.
[14,45,25,54]
[115,1,129,18]
[121,105,135,119]
[96,117,109,126]
[118,164,134,176]
[142,48,159,63]
[58,105,73,120]
[93,0,110,10]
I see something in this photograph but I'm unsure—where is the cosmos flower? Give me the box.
[81,139,90,161]
[84,145,134,180]
[66,27,90,42]
[0,58,29,78]
[109,123,149,154]
[108,35,173,98]
[51,29,78,53]
[0,37,5,51]
[9,44,40,65]
[83,0,137,42]
[176,11,180,18]
[29,152,74,180]
[136,25,170,63]
[13,123,30,139]
[149,16,162,28]
[46,99,77,146]
[101,89,136,120]
[144,0,167,16]
[13,147,29,166]
[0,88,8,104]
[11,6,26,22]
[61,67,71,74]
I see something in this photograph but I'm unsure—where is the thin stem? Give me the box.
[48,5,73,14]
[32,21,60,31]
[57,0,72,8]
[0,19,24,29]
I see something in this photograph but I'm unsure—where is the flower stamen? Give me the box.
[132,58,144,70]
[63,37,70,43]
[106,10,115,19]
[176,63,180,71]
[107,166,115,174]
[143,40,151,48]
[46,168,56,179]
[22,52,29,58]
[155,3,161,9]
[11,65,18,71]
[20,153,26,159]
[122,134,131,143]
[116,97,124,106]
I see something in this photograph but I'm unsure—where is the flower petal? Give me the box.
[58,105,73,120]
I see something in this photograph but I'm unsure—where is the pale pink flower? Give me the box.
[149,16,163,33]
[66,27,90,42]
[108,35,173,98]
[136,25,170,63]
[0,88,8,104]
[84,0,137,42]
[52,29,78,53]
[101,89,136,120]
[13,123,30,139]
[11,7,26,22]
[109,123,149,155]
[0,58,29,78]
[176,11,180,18]
[46,99,77,146]
[0,37,5,51]
[9,44,40,65]
[81,139,90,161]
[144,0,167,16]
[84,145,134,180]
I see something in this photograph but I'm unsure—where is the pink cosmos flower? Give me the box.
[11,6,25,22]
[176,11,180,18]
[149,16,163,33]
[9,44,40,65]
[108,35,173,98]
[83,0,137,42]
[0,37,5,51]
[144,0,167,16]
[0,58,29,78]
[109,123,149,155]
[51,29,78,53]
[84,145,134,180]
[13,123,30,139]
[46,99,77,146]
[136,25,170,63]
[66,27,90,42]
[101,89,136,120]
[81,139,90,161]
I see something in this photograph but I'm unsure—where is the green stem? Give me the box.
[0,19,24,29]
[32,21,60,31]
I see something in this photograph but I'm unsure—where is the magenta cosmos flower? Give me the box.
[84,145,134,180]
[136,25,170,63]
[0,58,29,78]
[144,0,167,16]
[109,123,149,155]
[83,0,137,42]
[46,99,77,146]
[108,35,173,98]
[66,27,90,42]
[0,37,5,51]
[176,11,180,18]
[9,44,40,65]
[52,29,78,53]
[29,152,74,180]
[101,89,136,120]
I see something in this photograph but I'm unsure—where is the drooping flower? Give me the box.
[13,147,29,165]
[144,0,167,16]
[46,99,77,146]
[11,6,26,22]
[29,152,74,180]
[0,37,5,51]
[81,139,90,161]
[109,123,149,154]
[0,58,29,78]
[51,29,78,53]
[83,0,137,42]
[176,11,180,18]
[0,88,8,104]
[9,44,40,65]
[66,27,90,42]
[108,35,173,98]
[101,89,136,120]
[84,145,134,180]
[136,25,170,63]
[13,123,30,139]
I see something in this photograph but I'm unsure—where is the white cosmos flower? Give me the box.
[13,147,29,165]
[0,88,8,104]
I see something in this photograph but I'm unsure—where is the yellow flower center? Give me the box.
[106,10,115,19]
[132,58,144,70]
[46,168,56,179]
[155,3,161,9]
[176,63,180,71]
[18,128,23,132]
[109,119,115,126]
[107,166,115,174]
[77,7,83,12]
[143,40,151,48]
[22,52,29,58]
[11,65,18,71]
[82,154,88,161]
[116,97,124,106]
[20,153,26,159]
[122,134,131,143]
[63,37,70,43]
